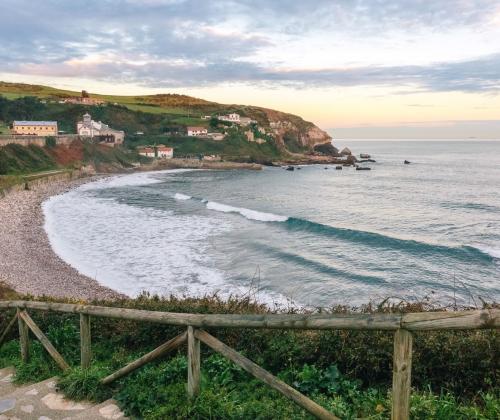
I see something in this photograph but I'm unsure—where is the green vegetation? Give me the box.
[0,81,321,140]
[0,292,497,419]
[0,143,57,175]
[128,130,282,163]
[0,121,9,134]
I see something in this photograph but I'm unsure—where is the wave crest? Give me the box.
[206,201,288,222]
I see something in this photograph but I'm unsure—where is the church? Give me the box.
[76,113,125,146]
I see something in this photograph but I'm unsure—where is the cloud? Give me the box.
[1,0,500,92]
[5,51,500,94]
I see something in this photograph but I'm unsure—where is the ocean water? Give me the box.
[43,141,500,307]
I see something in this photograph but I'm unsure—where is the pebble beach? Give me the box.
[0,178,124,300]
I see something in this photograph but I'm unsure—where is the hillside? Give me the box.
[0,81,332,151]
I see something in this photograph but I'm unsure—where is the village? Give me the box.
[0,89,278,162]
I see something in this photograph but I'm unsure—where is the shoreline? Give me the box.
[0,175,125,300]
[0,160,263,301]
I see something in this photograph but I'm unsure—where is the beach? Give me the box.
[0,177,124,300]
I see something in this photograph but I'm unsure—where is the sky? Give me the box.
[0,0,500,138]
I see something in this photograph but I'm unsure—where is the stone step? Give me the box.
[69,399,127,419]
[0,376,95,419]
[0,368,16,398]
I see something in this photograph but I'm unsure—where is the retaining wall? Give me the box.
[0,135,81,148]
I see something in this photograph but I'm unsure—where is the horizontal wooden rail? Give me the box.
[0,301,497,330]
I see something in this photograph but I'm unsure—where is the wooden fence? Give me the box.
[0,300,498,420]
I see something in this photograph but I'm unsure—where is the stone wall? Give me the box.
[0,167,94,198]
[0,135,81,148]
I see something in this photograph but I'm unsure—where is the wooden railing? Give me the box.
[0,301,498,420]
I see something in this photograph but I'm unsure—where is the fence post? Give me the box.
[187,326,200,398]
[16,308,29,363]
[392,329,413,420]
[80,313,91,369]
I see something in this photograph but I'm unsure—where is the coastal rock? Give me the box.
[260,108,332,151]
[340,147,352,156]
[313,142,340,156]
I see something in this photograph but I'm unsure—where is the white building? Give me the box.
[187,126,208,136]
[218,113,240,123]
[157,146,173,159]
[239,117,255,126]
[77,113,125,146]
[137,147,155,158]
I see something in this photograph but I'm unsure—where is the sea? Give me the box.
[43,140,500,308]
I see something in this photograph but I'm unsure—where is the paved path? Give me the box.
[0,367,126,419]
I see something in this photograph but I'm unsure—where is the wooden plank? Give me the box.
[0,301,402,330]
[187,326,201,398]
[402,309,498,330]
[101,332,187,385]
[19,310,70,371]
[17,308,29,362]
[391,329,413,420]
[195,329,338,420]
[1,301,498,331]
[0,313,18,349]
[80,313,91,369]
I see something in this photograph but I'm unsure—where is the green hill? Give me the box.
[0,81,332,151]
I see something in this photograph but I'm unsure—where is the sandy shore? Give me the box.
[0,177,125,300]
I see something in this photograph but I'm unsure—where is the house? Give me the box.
[203,155,221,161]
[12,121,58,136]
[245,130,255,142]
[137,147,155,158]
[157,146,173,159]
[207,132,225,141]
[201,115,212,120]
[77,113,125,146]
[187,126,208,136]
[218,113,240,123]
[63,91,105,106]
[239,117,255,126]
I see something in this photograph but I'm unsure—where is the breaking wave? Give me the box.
[205,201,289,222]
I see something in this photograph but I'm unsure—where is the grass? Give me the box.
[122,103,188,115]
[0,121,10,133]
[0,293,497,419]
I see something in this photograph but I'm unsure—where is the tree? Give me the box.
[209,117,219,129]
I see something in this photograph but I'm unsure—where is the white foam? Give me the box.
[79,169,194,192]
[206,201,288,222]
[43,174,231,297]
[475,245,500,259]
[43,178,289,306]
[174,193,192,200]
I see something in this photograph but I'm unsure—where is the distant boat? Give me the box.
[404,160,411,164]
[286,166,295,171]
[335,166,342,170]
[356,166,371,171]
[360,153,371,159]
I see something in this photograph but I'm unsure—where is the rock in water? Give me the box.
[340,147,352,156]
